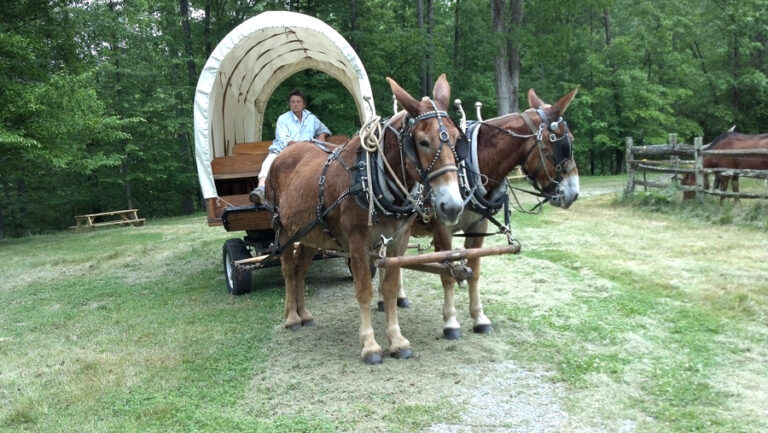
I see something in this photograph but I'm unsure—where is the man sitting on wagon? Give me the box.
[249,89,331,204]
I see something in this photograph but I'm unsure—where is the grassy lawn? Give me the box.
[1,175,766,432]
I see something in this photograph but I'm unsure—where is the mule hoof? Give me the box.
[286,323,301,331]
[377,301,385,312]
[397,297,411,308]
[391,348,413,360]
[302,319,315,327]
[363,353,383,365]
[443,328,462,340]
[473,324,493,334]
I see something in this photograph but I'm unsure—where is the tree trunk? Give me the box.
[178,0,196,86]
[452,0,461,71]
[350,0,359,52]
[508,0,522,113]
[418,0,427,96]
[204,0,212,55]
[121,160,134,210]
[602,10,612,46]
[427,0,434,94]
[491,0,522,115]
[0,194,5,239]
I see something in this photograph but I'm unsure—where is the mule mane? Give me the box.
[474,110,538,185]
[705,131,737,150]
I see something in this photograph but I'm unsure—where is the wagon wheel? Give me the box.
[223,238,253,295]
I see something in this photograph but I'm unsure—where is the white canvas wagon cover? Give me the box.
[194,11,375,199]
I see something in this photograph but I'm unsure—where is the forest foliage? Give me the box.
[1,0,767,237]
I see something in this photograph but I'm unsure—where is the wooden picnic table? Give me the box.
[70,209,146,230]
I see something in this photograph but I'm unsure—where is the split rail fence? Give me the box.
[624,134,768,202]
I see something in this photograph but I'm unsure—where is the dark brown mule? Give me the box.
[381,87,580,339]
[267,74,464,364]
[682,130,768,200]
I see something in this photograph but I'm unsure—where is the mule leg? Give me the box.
[349,239,383,364]
[440,273,461,340]
[397,278,410,308]
[281,244,302,330]
[718,175,730,203]
[465,222,492,334]
[380,256,412,359]
[293,244,318,326]
[377,272,409,312]
[732,175,740,202]
[433,228,461,340]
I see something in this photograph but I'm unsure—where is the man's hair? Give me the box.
[288,89,306,104]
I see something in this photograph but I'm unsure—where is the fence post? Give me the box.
[624,136,635,195]
[670,133,679,182]
[694,136,703,203]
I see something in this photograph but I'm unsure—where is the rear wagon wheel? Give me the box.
[223,238,252,295]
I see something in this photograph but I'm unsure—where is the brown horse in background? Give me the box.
[381,87,580,339]
[268,74,464,364]
[682,130,768,200]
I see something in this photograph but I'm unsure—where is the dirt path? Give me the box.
[244,255,635,432]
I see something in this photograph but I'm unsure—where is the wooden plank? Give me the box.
[75,209,139,218]
[211,154,265,177]
[232,141,272,155]
[630,163,695,175]
[373,245,521,269]
[702,149,768,158]
[702,167,768,178]
[206,194,254,225]
[91,218,145,227]
[632,179,670,189]
[223,209,273,232]
[630,145,694,157]
[707,190,768,199]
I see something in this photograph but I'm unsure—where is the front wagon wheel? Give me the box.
[223,238,252,295]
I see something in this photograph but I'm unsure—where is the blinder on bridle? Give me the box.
[400,100,462,186]
[521,108,575,201]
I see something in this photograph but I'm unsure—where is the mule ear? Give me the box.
[432,73,451,110]
[527,88,546,109]
[551,86,579,116]
[387,77,421,116]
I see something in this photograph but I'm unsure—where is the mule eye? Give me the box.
[418,140,430,148]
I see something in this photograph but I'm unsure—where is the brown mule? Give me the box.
[268,74,464,364]
[380,87,580,339]
[682,130,768,200]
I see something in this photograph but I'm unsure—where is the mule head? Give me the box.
[519,87,580,209]
[387,74,463,224]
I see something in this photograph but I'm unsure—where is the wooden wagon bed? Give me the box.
[206,136,349,231]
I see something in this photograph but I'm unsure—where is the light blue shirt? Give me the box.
[269,109,331,153]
